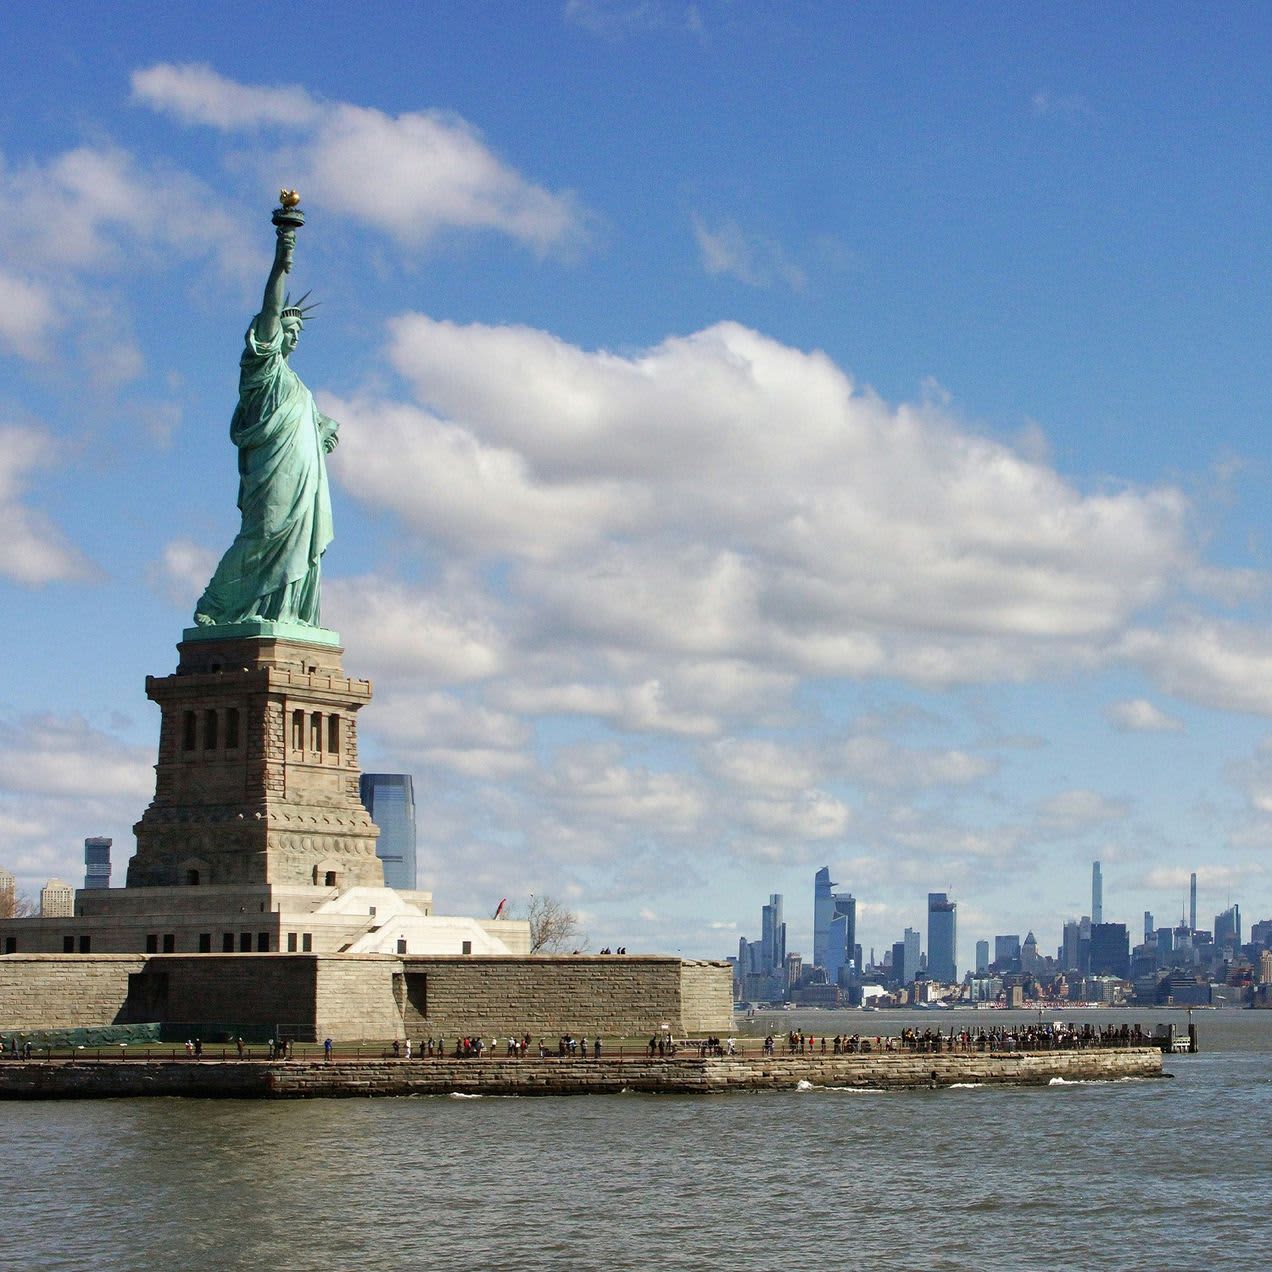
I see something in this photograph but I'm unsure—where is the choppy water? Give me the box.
[8,1008,1269,1270]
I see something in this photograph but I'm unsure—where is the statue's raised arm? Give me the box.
[192,192,335,635]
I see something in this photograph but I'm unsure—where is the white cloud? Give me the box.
[133,64,585,254]
[130,62,322,130]
[835,735,996,789]
[692,214,806,290]
[1031,90,1095,120]
[0,144,239,276]
[1036,788,1130,832]
[1106,697,1183,733]
[1141,863,1263,891]
[0,268,59,360]
[0,714,152,801]
[349,315,1196,687]
[0,427,96,584]
[703,738,820,794]
[734,788,850,840]
[541,743,707,833]
[1121,620,1272,716]
[324,575,506,685]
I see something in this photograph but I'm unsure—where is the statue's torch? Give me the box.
[272,189,304,272]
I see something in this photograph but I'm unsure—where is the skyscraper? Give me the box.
[927,892,957,983]
[1144,910,1154,940]
[994,934,1021,971]
[813,868,858,986]
[1089,922,1130,978]
[1091,861,1103,925]
[1189,872,1197,932]
[1214,904,1241,950]
[1021,931,1039,974]
[975,939,990,974]
[40,879,74,918]
[829,895,857,986]
[761,894,786,973]
[83,837,111,890]
[903,927,921,984]
[359,774,417,891]
[813,867,834,970]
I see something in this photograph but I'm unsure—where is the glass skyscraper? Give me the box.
[359,774,417,892]
[927,892,957,983]
[813,867,857,986]
[83,837,111,890]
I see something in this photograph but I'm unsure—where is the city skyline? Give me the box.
[6,8,1272,956]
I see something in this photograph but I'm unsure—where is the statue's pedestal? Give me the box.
[126,633,383,890]
[183,619,341,647]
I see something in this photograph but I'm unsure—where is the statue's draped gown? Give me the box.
[196,321,335,626]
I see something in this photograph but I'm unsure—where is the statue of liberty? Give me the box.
[194,193,337,630]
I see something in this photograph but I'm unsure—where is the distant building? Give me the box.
[40,879,74,918]
[994,934,1021,971]
[813,867,857,986]
[1214,904,1241,951]
[1189,872,1197,932]
[1092,861,1103,926]
[0,867,15,917]
[1143,910,1154,940]
[762,897,779,971]
[927,892,957,983]
[359,774,417,892]
[975,938,990,974]
[1089,922,1130,978]
[1021,931,1039,974]
[83,837,111,890]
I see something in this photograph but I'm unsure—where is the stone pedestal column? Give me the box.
[128,635,383,889]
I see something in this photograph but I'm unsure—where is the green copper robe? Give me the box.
[194,320,336,627]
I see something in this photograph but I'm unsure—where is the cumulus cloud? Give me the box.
[338,314,1196,687]
[1106,697,1183,733]
[324,575,507,685]
[1121,620,1272,716]
[0,144,239,279]
[132,63,585,254]
[0,427,96,584]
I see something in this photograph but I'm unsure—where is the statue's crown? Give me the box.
[281,290,319,323]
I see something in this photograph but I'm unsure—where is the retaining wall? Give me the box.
[0,1047,1163,1100]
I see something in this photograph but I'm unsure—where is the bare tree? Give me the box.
[0,880,36,918]
[524,895,588,954]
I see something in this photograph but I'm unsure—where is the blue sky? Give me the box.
[3,2,1272,963]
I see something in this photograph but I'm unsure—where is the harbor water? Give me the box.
[8,1008,1269,1270]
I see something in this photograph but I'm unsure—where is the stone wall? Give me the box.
[0,1048,1164,1100]
[314,955,403,1040]
[397,955,733,1037]
[0,955,141,1029]
[0,952,734,1040]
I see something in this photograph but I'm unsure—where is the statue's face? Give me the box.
[282,319,302,356]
